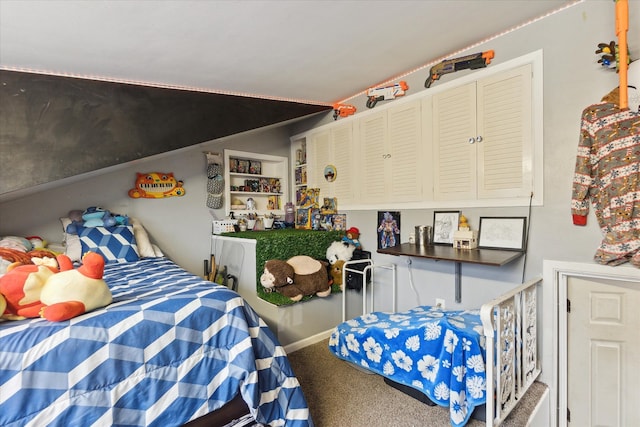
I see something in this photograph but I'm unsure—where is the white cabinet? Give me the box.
[224,149,289,216]
[307,121,356,204]
[432,63,533,201]
[359,99,428,204]
[291,51,542,209]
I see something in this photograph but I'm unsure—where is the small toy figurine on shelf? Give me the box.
[453,214,478,250]
[459,214,470,230]
[246,197,256,210]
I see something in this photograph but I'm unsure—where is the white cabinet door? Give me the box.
[360,100,424,204]
[360,110,387,202]
[432,82,477,201]
[331,123,356,203]
[433,63,532,201]
[308,130,331,196]
[388,101,424,202]
[307,122,355,204]
[477,63,532,199]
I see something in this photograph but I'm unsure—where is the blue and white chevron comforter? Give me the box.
[0,257,311,427]
[329,306,486,427]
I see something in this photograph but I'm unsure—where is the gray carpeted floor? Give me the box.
[287,338,546,427]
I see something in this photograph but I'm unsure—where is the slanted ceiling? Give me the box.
[0,1,580,198]
[0,70,329,195]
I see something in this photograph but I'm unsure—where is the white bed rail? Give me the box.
[480,277,541,427]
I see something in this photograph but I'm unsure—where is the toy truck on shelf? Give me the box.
[365,81,408,108]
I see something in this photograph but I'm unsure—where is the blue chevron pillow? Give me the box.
[79,225,139,264]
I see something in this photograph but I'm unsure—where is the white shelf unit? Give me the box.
[290,137,307,206]
[224,149,289,217]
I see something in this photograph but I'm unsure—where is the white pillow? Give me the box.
[129,218,157,258]
[60,217,82,262]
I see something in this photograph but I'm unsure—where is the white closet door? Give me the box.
[567,276,640,427]
[477,63,532,199]
[388,100,423,202]
[359,111,388,202]
[432,82,477,200]
[309,130,331,197]
[331,122,355,203]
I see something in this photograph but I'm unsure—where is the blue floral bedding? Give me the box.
[0,257,311,427]
[329,306,486,427]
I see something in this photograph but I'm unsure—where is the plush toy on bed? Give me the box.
[65,207,129,233]
[260,256,331,302]
[0,252,112,321]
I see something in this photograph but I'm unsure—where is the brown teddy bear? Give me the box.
[260,255,331,302]
[330,259,345,291]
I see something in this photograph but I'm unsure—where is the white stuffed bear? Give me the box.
[326,241,355,265]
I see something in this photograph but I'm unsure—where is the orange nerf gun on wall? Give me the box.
[332,103,356,120]
[424,50,495,88]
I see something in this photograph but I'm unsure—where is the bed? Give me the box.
[329,276,541,427]
[0,256,311,427]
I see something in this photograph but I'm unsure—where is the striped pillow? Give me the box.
[79,226,139,264]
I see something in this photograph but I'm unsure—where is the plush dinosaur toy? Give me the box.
[0,252,112,321]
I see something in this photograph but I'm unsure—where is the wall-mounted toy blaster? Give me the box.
[333,103,357,120]
[424,50,495,88]
[366,81,408,108]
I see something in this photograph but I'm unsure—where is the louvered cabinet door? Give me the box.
[432,82,477,200]
[359,110,388,203]
[308,130,331,197]
[330,122,355,204]
[477,63,532,199]
[388,100,423,203]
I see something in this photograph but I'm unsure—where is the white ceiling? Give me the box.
[0,0,578,106]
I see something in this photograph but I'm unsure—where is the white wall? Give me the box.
[290,0,640,393]
[0,0,638,393]
[0,126,291,276]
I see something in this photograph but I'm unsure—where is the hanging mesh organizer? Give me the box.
[206,152,224,209]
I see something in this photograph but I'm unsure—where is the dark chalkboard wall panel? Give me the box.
[0,70,329,195]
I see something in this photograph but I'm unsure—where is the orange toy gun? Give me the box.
[366,81,408,108]
[425,50,495,88]
[332,103,357,120]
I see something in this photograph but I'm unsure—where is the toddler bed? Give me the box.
[0,255,311,427]
[329,277,541,427]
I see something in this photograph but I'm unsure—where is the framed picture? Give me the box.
[478,216,527,251]
[295,208,311,229]
[320,197,338,214]
[377,211,401,249]
[433,211,460,245]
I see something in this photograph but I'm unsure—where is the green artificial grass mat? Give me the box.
[222,229,343,306]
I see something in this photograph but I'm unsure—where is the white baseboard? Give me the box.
[284,329,333,354]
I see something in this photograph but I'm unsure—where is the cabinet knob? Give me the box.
[476,135,483,143]
[468,137,476,144]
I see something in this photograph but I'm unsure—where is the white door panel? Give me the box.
[567,277,640,427]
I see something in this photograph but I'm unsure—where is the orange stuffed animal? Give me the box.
[0,252,112,321]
